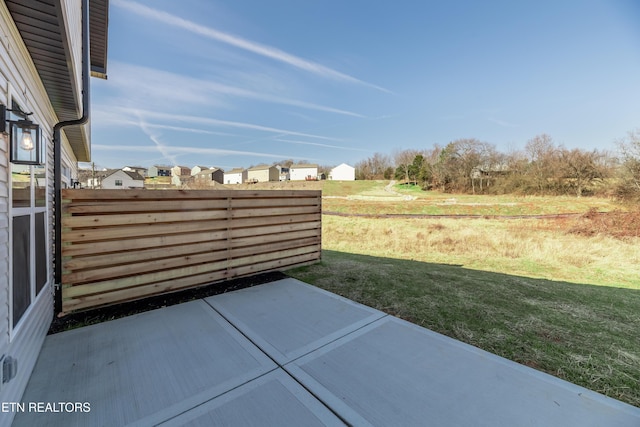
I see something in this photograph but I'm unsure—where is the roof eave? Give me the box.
[5,0,109,161]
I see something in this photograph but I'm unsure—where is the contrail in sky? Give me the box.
[112,0,392,93]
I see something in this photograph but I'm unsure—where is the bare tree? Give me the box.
[355,152,392,180]
[524,134,563,193]
[616,129,640,200]
[424,145,445,190]
[561,148,606,197]
[437,139,494,193]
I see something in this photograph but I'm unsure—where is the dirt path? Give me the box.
[384,180,416,200]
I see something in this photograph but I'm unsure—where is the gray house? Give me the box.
[148,165,172,177]
[193,168,224,186]
[123,165,148,178]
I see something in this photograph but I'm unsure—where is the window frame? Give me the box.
[8,110,50,338]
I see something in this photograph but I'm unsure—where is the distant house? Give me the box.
[290,164,319,181]
[247,165,279,183]
[123,166,148,178]
[224,168,248,184]
[191,165,210,176]
[148,165,172,177]
[329,163,355,181]
[171,165,192,177]
[78,168,110,189]
[280,170,290,181]
[194,168,224,186]
[102,170,145,189]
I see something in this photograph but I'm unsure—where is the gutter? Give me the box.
[53,0,90,315]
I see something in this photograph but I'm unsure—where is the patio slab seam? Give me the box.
[202,295,390,368]
[201,295,387,425]
[133,367,282,427]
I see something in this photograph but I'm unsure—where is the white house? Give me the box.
[0,0,109,422]
[329,163,355,181]
[290,163,319,181]
[224,168,247,184]
[102,169,145,189]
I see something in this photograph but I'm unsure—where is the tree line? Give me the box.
[355,131,640,200]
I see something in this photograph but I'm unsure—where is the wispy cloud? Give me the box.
[274,138,371,152]
[107,62,365,118]
[134,112,179,165]
[92,144,308,160]
[141,123,238,137]
[112,0,391,93]
[125,108,343,141]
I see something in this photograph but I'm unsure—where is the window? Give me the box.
[11,156,48,329]
[9,98,49,330]
[115,179,123,186]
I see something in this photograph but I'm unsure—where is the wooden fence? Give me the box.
[60,189,322,313]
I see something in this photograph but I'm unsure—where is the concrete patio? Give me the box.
[13,278,640,426]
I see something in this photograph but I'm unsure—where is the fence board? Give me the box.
[61,189,322,313]
[64,197,320,214]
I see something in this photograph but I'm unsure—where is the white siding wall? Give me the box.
[0,106,8,367]
[330,164,355,181]
[290,167,318,181]
[102,171,144,189]
[225,172,242,184]
[0,3,78,423]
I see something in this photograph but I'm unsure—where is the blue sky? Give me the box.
[89,0,640,170]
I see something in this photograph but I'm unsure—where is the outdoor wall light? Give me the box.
[1,104,42,165]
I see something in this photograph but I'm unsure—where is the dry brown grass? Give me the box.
[568,209,640,239]
[322,214,640,289]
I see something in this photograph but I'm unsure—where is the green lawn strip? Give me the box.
[323,188,620,217]
[321,180,622,216]
[288,250,640,407]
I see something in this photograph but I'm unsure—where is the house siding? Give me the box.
[247,167,278,182]
[0,116,8,353]
[0,2,80,421]
[224,170,247,184]
[194,169,223,186]
[102,170,144,189]
[290,166,318,181]
[329,163,355,181]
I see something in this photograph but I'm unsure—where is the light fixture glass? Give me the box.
[20,128,34,151]
[10,121,41,165]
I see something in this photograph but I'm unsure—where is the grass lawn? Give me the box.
[288,250,640,407]
[322,180,622,216]
[290,179,639,407]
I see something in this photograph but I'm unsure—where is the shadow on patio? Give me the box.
[14,277,640,426]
